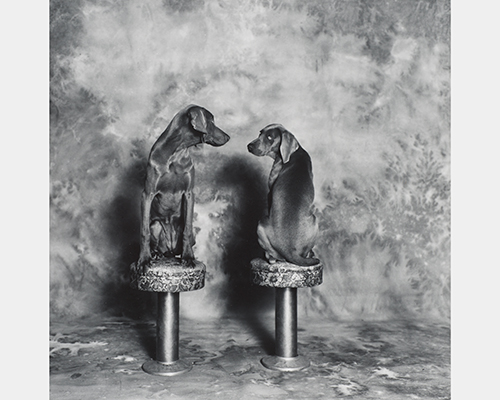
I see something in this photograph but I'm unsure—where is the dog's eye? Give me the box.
[267,135,272,141]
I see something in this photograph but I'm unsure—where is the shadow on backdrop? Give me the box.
[102,154,156,308]
[211,154,275,355]
[101,150,276,357]
[101,148,158,356]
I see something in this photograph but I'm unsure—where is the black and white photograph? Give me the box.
[10,0,490,398]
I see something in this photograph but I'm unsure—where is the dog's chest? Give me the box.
[156,149,194,193]
[168,148,193,174]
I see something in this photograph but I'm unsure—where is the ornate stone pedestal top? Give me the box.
[130,257,206,293]
[250,258,323,288]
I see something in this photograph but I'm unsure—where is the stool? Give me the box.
[130,257,205,376]
[250,258,323,371]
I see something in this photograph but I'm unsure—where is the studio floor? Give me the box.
[50,316,450,399]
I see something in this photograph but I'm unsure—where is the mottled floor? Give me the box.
[50,316,450,399]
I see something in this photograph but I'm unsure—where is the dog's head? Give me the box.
[186,105,230,147]
[247,124,299,163]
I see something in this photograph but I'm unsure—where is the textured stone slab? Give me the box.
[50,319,451,400]
[250,258,323,288]
[130,257,205,293]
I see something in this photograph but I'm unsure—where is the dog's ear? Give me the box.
[280,129,299,164]
[188,106,209,134]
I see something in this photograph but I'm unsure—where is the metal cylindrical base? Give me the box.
[142,359,192,376]
[142,292,192,376]
[261,355,310,371]
[157,292,179,363]
[276,287,297,358]
[261,287,310,371]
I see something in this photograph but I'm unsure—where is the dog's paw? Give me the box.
[181,254,196,267]
[265,252,278,264]
[151,251,163,260]
[136,256,152,274]
[181,247,195,262]
[306,249,317,259]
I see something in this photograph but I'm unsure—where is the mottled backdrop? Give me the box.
[50,0,450,323]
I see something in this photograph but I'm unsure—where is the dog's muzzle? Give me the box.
[247,140,259,155]
[205,125,230,147]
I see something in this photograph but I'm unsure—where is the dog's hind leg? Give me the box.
[181,190,195,260]
[257,218,283,263]
[156,218,178,257]
[149,220,164,257]
[138,167,161,268]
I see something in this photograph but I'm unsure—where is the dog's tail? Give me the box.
[286,254,320,267]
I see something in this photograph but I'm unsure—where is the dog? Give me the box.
[247,124,319,266]
[137,105,230,271]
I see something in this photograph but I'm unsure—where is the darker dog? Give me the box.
[137,105,230,270]
[247,124,319,266]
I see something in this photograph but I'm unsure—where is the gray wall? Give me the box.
[50,0,450,322]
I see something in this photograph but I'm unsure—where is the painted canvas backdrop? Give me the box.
[50,0,450,322]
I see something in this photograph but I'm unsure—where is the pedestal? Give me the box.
[130,257,206,376]
[250,258,323,371]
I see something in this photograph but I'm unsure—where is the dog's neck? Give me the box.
[269,157,283,189]
[150,113,196,165]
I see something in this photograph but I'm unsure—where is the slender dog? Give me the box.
[247,124,319,266]
[138,105,230,271]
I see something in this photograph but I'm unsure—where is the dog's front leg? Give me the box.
[137,190,155,271]
[181,189,195,262]
[137,168,160,271]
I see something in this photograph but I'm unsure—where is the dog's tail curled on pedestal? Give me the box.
[285,254,320,267]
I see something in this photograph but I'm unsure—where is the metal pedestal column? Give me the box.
[142,292,192,376]
[130,258,206,376]
[250,258,323,372]
[261,287,310,371]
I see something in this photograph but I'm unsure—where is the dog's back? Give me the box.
[248,124,319,266]
[267,147,319,266]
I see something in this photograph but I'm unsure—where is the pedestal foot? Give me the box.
[261,355,310,372]
[142,359,192,376]
[250,259,323,373]
[130,257,206,376]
